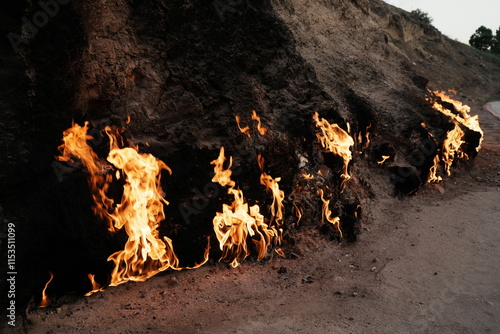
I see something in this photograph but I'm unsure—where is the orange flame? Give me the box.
[39,272,54,308]
[105,141,178,285]
[377,155,390,166]
[251,110,268,136]
[424,90,481,182]
[313,112,354,189]
[442,123,466,176]
[57,122,179,286]
[274,248,285,258]
[57,122,115,231]
[235,110,268,137]
[211,147,279,268]
[235,115,251,138]
[429,90,483,150]
[301,172,314,180]
[293,203,302,226]
[318,189,342,238]
[258,154,285,229]
[364,123,372,150]
[84,274,103,297]
[427,154,443,183]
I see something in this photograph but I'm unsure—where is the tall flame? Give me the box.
[39,272,54,308]
[56,122,115,230]
[257,154,285,229]
[211,147,279,268]
[105,141,178,285]
[318,189,342,238]
[441,123,466,176]
[313,112,354,189]
[57,122,179,286]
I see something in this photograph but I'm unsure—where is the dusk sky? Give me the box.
[383,0,500,44]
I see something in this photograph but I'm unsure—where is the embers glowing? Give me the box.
[313,112,354,189]
[211,147,280,268]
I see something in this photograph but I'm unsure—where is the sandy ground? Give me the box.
[5,103,500,334]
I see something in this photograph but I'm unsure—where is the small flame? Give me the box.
[427,154,443,183]
[39,272,54,308]
[274,248,285,258]
[293,203,302,226]
[318,189,342,238]
[84,274,103,297]
[235,115,251,138]
[235,110,268,137]
[377,155,390,166]
[251,110,268,136]
[301,172,314,180]
[313,112,354,189]
[211,147,279,268]
[365,123,372,150]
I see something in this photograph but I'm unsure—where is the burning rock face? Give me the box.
[2,1,489,315]
[41,87,483,306]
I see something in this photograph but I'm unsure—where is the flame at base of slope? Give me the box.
[258,154,285,229]
[84,274,104,297]
[425,90,483,183]
[428,90,483,150]
[318,189,342,238]
[211,147,280,268]
[39,272,54,308]
[57,122,180,286]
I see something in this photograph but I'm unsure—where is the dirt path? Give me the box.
[5,106,500,334]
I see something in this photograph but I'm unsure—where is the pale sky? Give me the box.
[383,0,500,44]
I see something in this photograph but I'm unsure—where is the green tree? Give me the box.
[492,27,500,55]
[410,9,433,24]
[469,26,494,51]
